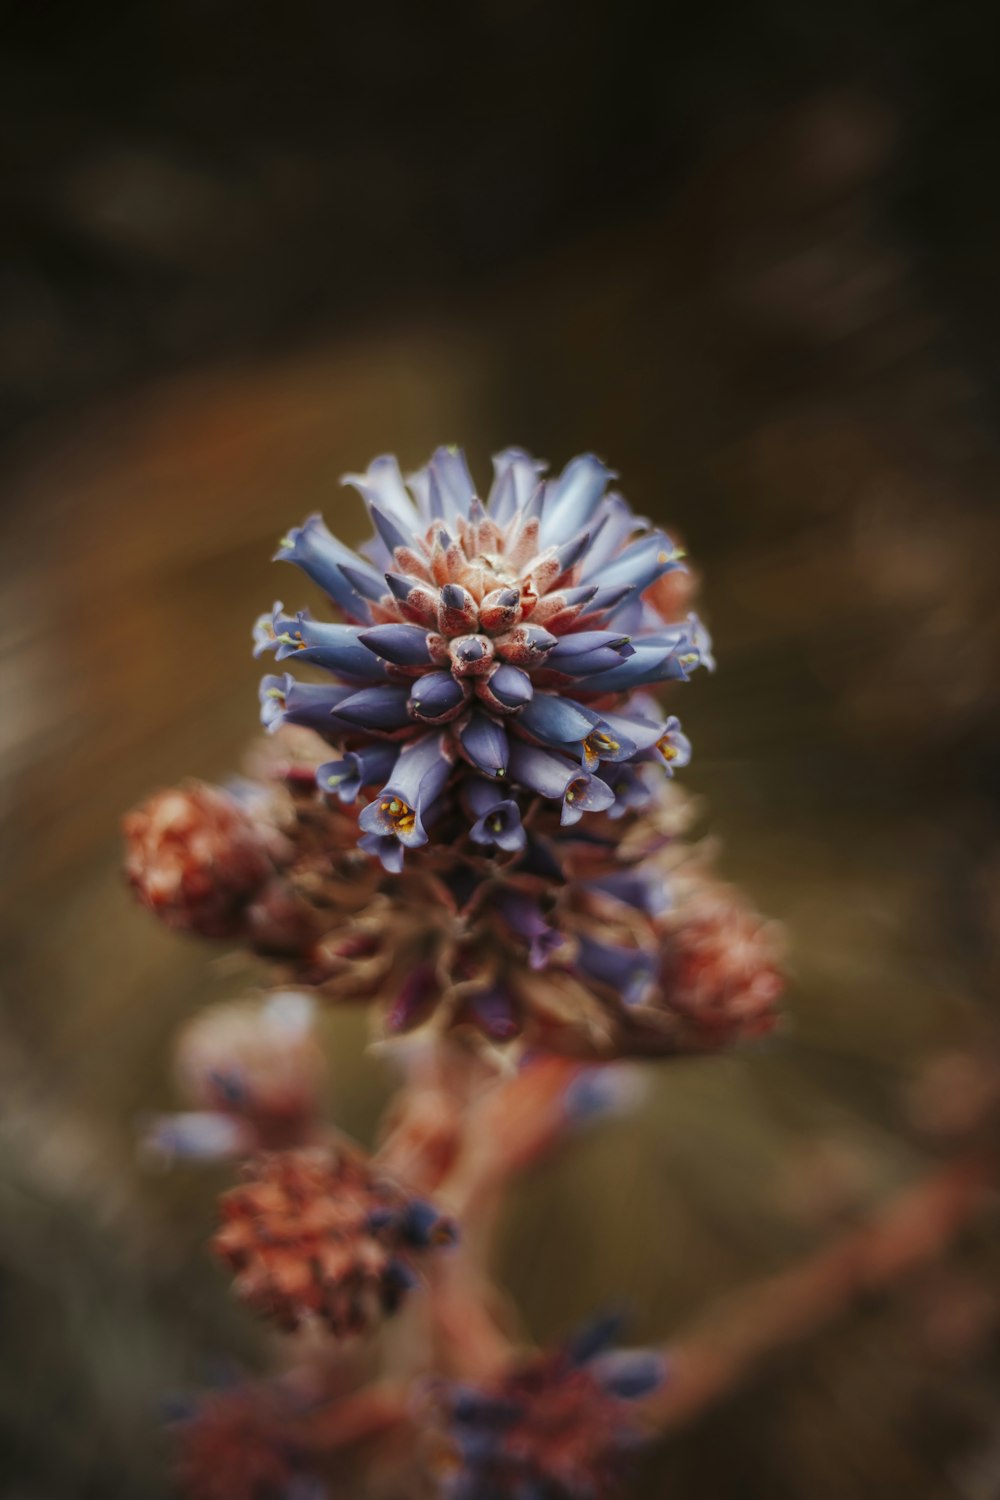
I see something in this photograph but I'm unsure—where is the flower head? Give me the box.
[655,882,785,1048]
[123,738,385,963]
[434,1317,664,1500]
[257,449,710,864]
[168,992,327,1146]
[214,1146,456,1336]
[172,1382,306,1500]
[123,784,277,939]
[141,993,327,1165]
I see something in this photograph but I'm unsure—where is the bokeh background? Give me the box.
[3,4,1000,1497]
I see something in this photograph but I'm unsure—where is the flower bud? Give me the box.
[214,1147,456,1336]
[123,784,274,939]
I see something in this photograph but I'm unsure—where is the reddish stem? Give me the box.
[643,1152,998,1432]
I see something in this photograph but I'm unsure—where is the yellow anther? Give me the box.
[380,796,416,835]
[583,730,619,770]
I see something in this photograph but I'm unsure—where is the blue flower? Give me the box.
[652,714,691,775]
[467,780,527,853]
[259,673,356,736]
[358,732,453,850]
[316,744,398,804]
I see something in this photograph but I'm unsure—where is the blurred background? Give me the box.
[2,3,1000,1496]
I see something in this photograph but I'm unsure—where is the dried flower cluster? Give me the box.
[434,1319,664,1500]
[124,783,276,940]
[215,1146,455,1334]
[124,446,786,1500]
[172,1383,304,1500]
[125,745,780,1057]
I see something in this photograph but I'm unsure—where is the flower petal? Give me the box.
[507,742,577,800]
[560,771,616,825]
[569,634,687,692]
[317,743,398,803]
[484,664,534,711]
[359,831,405,872]
[469,798,526,853]
[583,529,682,592]
[540,454,615,547]
[488,447,547,523]
[518,692,597,748]
[359,733,453,848]
[409,671,468,723]
[592,1350,668,1400]
[333,684,414,731]
[258,673,353,735]
[652,714,692,775]
[341,455,418,530]
[429,446,476,521]
[274,616,389,678]
[359,623,435,667]
[458,711,510,779]
[274,515,375,623]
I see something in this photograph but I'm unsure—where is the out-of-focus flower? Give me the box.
[214,1146,456,1335]
[651,882,784,1049]
[646,553,699,625]
[123,783,278,939]
[256,448,711,866]
[172,1372,421,1500]
[141,1110,257,1165]
[433,1318,665,1500]
[123,745,384,960]
[176,992,326,1137]
[172,1381,312,1500]
[142,993,329,1163]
